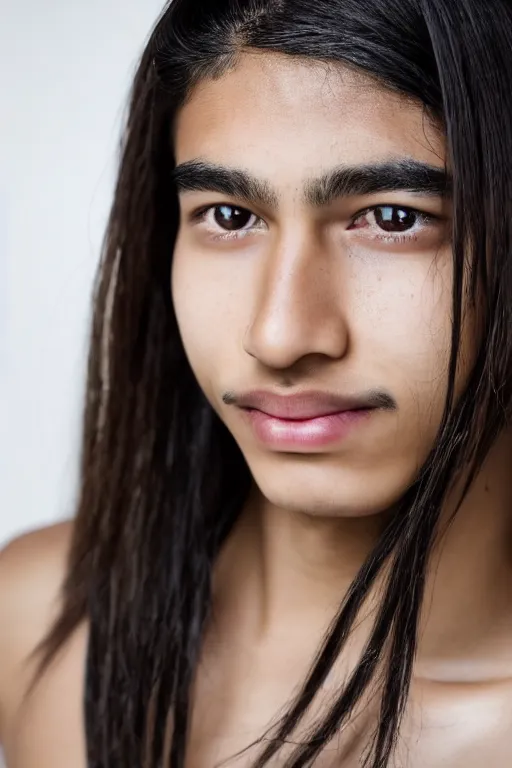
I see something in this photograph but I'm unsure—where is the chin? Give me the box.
[247,458,411,519]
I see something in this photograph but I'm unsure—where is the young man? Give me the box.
[1,1,512,766]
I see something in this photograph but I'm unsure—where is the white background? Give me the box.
[0,0,167,550]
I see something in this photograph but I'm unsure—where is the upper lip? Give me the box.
[234,390,377,420]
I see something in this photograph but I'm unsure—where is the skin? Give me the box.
[1,52,512,767]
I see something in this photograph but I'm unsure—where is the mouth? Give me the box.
[241,407,374,450]
[225,389,390,450]
[242,404,371,420]
[227,388,389,419]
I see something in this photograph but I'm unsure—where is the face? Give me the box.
[171,52,474,517]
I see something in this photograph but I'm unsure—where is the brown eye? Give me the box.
[374,206,417,232]
[214,205,253,231]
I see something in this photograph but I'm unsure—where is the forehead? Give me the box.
[174,51,445,180]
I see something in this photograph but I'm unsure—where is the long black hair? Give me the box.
[35,0,512,765]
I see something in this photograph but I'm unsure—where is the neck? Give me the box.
[213,429,512,680]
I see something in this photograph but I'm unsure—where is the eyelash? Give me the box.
[190,204,437,243]
[190,206,264,242]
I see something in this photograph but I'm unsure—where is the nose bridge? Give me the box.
[244,230,348,368]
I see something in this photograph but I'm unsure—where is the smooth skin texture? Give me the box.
[2,52,512,767]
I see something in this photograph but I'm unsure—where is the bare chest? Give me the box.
[8,698,511,768]
[5,649,512,768]
[187,665,512,768]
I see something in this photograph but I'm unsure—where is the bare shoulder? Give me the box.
[0,518,73,575]
[0,521,73,637]
[0,521,74,738]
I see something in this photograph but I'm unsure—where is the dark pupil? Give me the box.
[214,205,252,231]
[374,206,416,232]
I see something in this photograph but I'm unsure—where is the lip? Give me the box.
[234,390,380,450]
[233,390,379,420]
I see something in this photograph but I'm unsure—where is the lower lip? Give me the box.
[242,408,373,449]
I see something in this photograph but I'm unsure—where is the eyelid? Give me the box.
[351,203,440,222]
[188,201,260,223]
[187,203,267,242]
[187,200,441,222]
[348,204,447,247]
[186,202,443,244]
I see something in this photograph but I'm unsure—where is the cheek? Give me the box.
[171,243,245,401]
[354,253,454,425]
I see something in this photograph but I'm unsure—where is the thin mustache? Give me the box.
[222,388,396,419]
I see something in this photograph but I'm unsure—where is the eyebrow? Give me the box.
[171,158,451,209]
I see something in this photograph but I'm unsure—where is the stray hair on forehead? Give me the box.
[31,1,512,767]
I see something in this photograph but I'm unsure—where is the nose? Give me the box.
[243,231,349,370]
